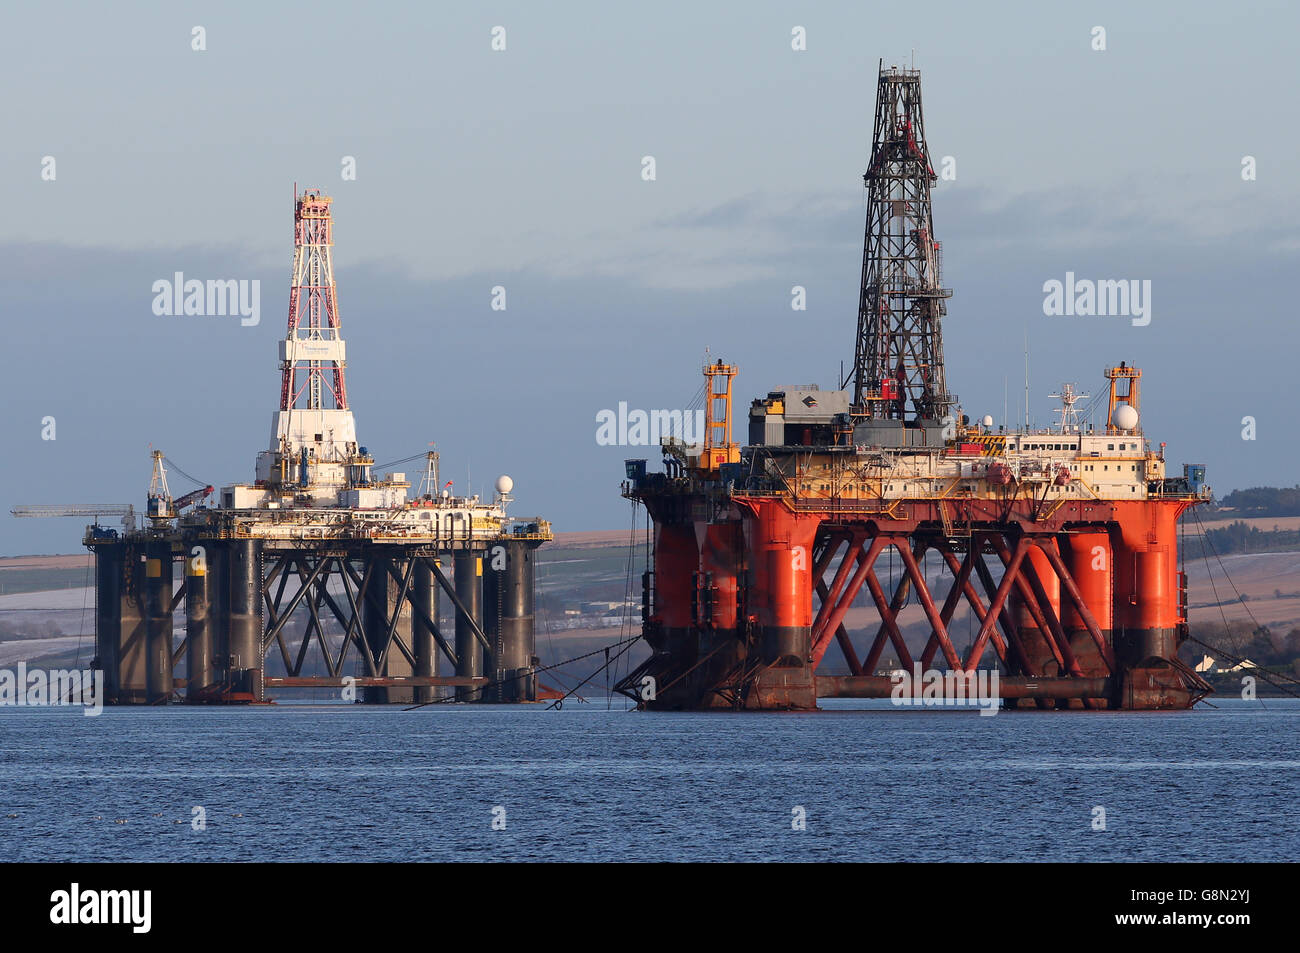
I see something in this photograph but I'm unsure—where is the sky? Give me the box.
[1,0,1297,555]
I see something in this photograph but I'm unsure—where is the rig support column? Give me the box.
[229,538,265,701]
[484,538,539,702]
[184,542,214,700]
[1111,502,1193,708]
[1061,531,1112,708]
[740,501,819,709]
[412,557,440,704]
[207,543,230,693]
[653,520,699,664]
[94,540,145,705]
[694,520,743,704]
[143,539,175,704]
[454,549,484,701]
[361,556,391,704]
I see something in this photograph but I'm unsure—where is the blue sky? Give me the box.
[1,1,1297,554]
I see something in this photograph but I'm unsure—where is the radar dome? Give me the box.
[981,415,994,428]
[1111,404,1139,431]
[495,475,514,495]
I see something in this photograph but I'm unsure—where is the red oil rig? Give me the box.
[617,65,1211,711]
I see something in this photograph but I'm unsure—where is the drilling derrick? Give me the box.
[282,189,347,412]
[619,63,1211,712]
[852,64,953,427]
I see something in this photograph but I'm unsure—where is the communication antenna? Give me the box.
[1049,383,1090,433]
[1023,330,1030,430]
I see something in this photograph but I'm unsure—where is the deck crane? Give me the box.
[11,450,212,534]
[144,450,213,523]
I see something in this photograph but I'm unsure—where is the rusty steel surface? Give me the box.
[1120,664,1207,710]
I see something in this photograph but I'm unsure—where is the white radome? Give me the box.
[981,414,994,428]
[495,475,514,495]
[1111,404,1139,431]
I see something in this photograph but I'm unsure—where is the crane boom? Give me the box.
[12,504,134,518]
[172,486,214,511]
[12,504,137,533]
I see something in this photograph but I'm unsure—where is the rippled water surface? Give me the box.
[0,699,1295,861]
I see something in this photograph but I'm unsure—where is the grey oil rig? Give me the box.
[17,189,551,705]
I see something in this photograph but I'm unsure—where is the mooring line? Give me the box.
[403,634,643,711]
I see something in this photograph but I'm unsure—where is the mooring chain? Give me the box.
[403,634,643,711]
[545,636,643,711]
[1187,508,1300,701]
